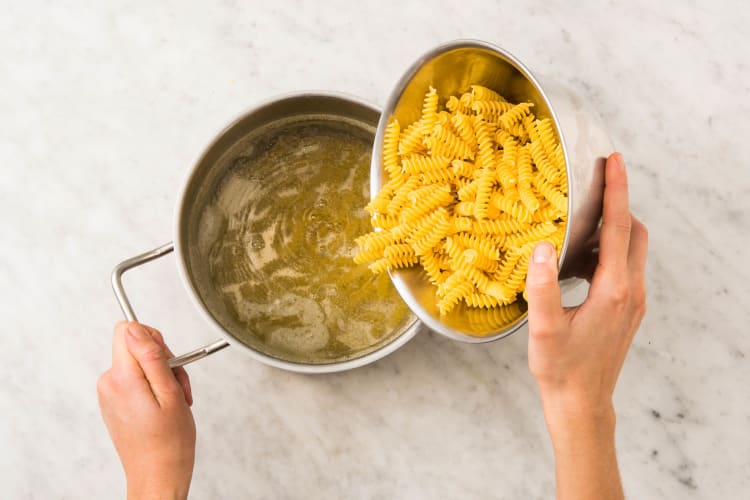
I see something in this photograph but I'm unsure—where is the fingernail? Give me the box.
[127,323,148,341]
[615,153,625,170]
[533,242,553,264]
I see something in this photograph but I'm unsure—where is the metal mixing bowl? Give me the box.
[372,39,613,342]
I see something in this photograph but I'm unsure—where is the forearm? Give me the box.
[544,406,623,500]
[127,482,190,500]
[126,468,192,500]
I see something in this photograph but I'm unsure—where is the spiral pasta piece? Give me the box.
[409,209,453,256]
[385,176,421,216]
[421,166,458,185]
[492,194,532,223]
[497,137,519,190]
[498,103,534,129]
[451,113,476,145]
[401,184,453,223]
[529,140,561,185]
[461,249,498,272]
[532,172,568,214]
[370,213,400,231]
[426,125,475,160]
[368,253,419,274]
[450,232,501,260]
[471,85,507,102]
[446,94,472,114]
[437,272,474,314]
[471,218,531,236]
[473,118,496,169]
[451,159,476,178]
[505,221,559,248]
[398,120,427,156]
[517,144,539,213]
[383,119,401,177]
[473,166,496,220]
[402,155,451,174]
[471,100,515,116]
[532,118,558,159]
[421,86,439,132]
[421,250,449,285]
[464,292,515,308]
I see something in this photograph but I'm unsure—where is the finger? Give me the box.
[596,153,631,284]
[140,324,193,406]
[123,322,183,407]
[628,214,649,278]
[112,321,141,374]
[526,242,565,338]
[172,368,193,406]
[141,324,165,346]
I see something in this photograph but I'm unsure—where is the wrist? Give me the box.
[542,402,616,456]
[126,475,191,500]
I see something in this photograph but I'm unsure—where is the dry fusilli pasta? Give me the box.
[356,84,568,324]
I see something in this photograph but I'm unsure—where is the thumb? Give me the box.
[124,322,182,406]
[525,242,564,337]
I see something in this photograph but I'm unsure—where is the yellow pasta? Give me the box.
[421,86,440,132]
[398,120,426,156]
[471,84,507,102]
[355,84,568,320]
[382,120,402,179]
[420,249,449,285]
[471,100,515,116]
[517,144,540,213]
[472,218,531,236]
[498,103,534,129]
[451,113,476,145]
[426,125,475,160]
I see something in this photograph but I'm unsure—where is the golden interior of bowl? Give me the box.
[373,40,566,342]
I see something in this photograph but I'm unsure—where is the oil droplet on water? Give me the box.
[197,122,413,363]
[250,234,265,250]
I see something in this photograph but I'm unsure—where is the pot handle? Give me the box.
[111,242,230,368]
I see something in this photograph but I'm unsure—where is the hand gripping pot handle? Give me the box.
[111,242,230,368]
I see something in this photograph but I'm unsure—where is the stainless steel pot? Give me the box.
[112,93,420,373]
[372,40,613,341]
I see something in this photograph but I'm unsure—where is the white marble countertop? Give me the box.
[2,1,748,498]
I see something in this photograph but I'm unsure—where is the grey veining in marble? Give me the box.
[1,1,748,498]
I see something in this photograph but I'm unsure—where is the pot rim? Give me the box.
[172,90,422,373]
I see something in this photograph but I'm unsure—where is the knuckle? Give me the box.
[139,344,166,364]
[614,220,632,233]
[529,323,556,339]
[151,330,164,345]
[96,372,111,396]
[608,283,630,306]
[603,215,632,233]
